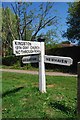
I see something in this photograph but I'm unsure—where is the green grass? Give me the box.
[2,72,77,119]
[1,63,39,71]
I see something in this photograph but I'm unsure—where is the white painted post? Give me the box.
[39,42,46,93]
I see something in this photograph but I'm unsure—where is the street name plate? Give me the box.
[22,55,39,63]
[13,40,41,56]
[44,55,73,66]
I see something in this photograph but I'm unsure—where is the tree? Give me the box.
[10,2,57,41]
[31,2,57,41]
[36,29,58,48]
[11,2,33,40]
[2,2,58,56]
[2,3,33,56]
[63,2,80,44]
[2,7,18,56]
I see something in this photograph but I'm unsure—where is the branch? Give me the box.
[11,3,20,39]
[43,3,54,18]
[3,8,16,40]
[41,16,56,29]
[31,16,56,40]
[11,3,18,19]
[21,19,32,37]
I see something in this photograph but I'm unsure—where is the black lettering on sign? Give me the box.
[46,58,49,61]
[53,59,57,62]
[15,41,31,46]
[23,46,29,49]
[51,58,55,62]
[25,42,31,46]
[30,46,39,49]
[15,46,22,49]
[23,57,37,62]
[15,42,17,45]
[34,50,40,53]
[15,50,20,54]
[15,42,25,45]
[63,60,67,63]
[57,59,61,62]
[62,60,64,63]
[46,57,68,64]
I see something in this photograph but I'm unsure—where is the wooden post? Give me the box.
[77,62,80,117]
[39,42,46,93]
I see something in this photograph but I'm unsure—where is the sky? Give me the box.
[2,2,71,43]
[0,0,76,2]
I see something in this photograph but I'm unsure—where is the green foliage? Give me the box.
[2,7,18,40]
[46,43,61,50]
[13,2,33,40]
[2,7,18,56]
[2,2,58,56]
[2,56,38,70]
[31,2,57,40]
[38,29,59,47]
[2,72,77,118]
[0,8,2,36]
[46,46,80,73]
[2,4,33,56]
[2,56,20,66]
[61,41,70,44]
[64,2,80,43]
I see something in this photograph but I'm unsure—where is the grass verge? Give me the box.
[2,72,77,119]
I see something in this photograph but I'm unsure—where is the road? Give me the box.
[0,69,77,77]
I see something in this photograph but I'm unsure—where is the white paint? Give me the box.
[45,55,73,66]
[39,42,46,93]
[13,40,41,56]
[13,40,73,93]
[22,55,39,64]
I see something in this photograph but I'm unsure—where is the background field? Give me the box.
[2,72,77,119]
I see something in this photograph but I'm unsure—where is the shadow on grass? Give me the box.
[49,101,76,115]
[2,86,25,98]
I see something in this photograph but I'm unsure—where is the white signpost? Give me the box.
[13,40,41,56]
[13,40,73,93]
[22,55,39,64]
[45,55,73,66]
[39,42,46,93]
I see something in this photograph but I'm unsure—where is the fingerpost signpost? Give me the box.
[22,55,39,64]
[13,39,73,93]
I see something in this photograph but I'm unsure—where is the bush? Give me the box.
[45,46,80,73]
[2,55,20,66]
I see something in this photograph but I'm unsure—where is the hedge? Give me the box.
[2,46,80,73]
[45,46,80,73]
[2,55,20,66]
